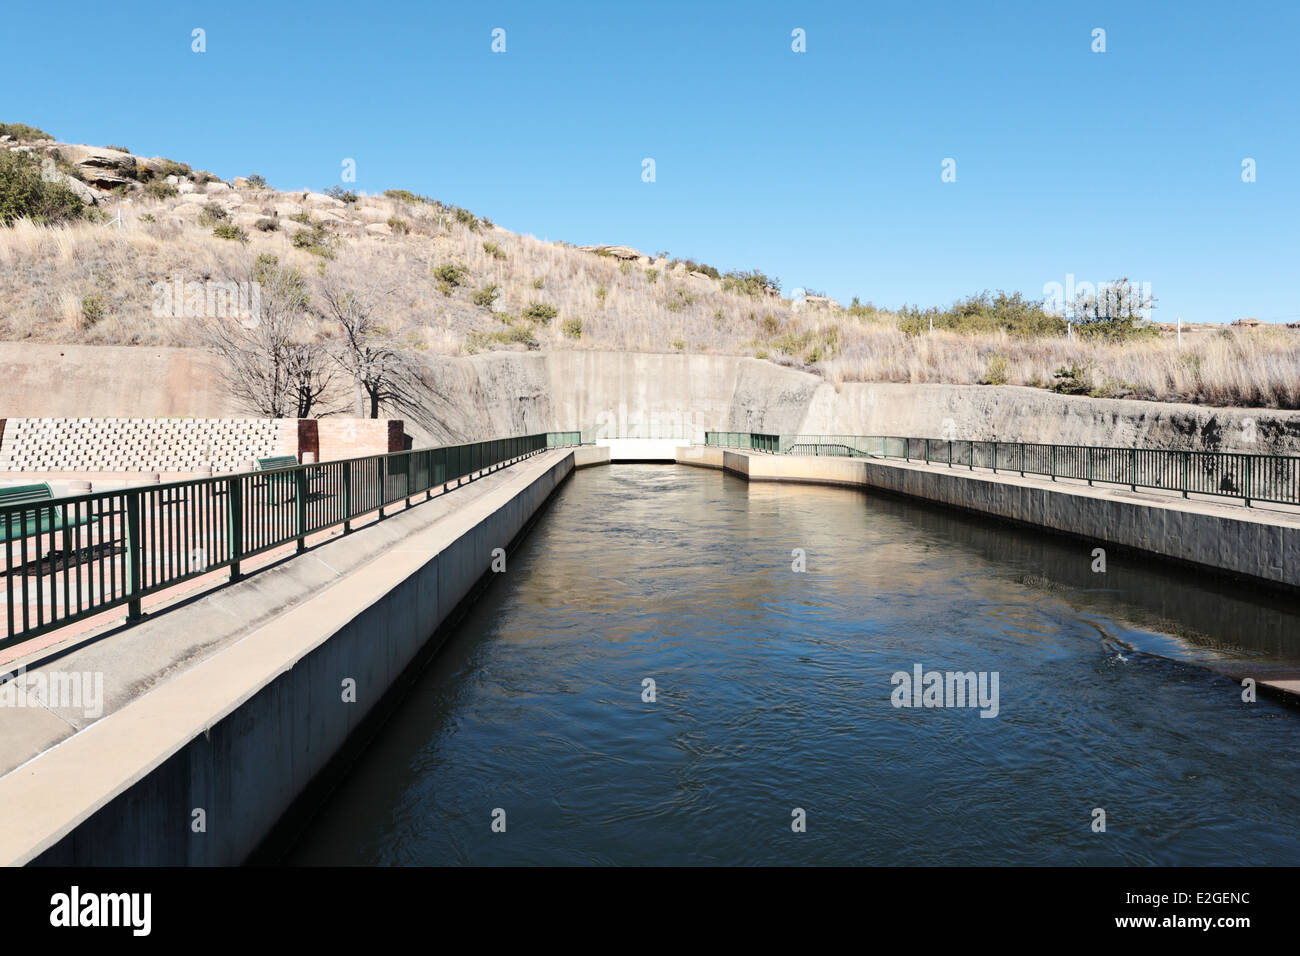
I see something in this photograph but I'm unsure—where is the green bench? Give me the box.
[257,456,302,504]
[0,482,92,557]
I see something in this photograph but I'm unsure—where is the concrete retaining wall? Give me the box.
[0,449,575,866]
[4,344,1300,454]
[694,448,1300,594]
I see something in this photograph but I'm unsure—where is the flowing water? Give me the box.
[285,465,1300,865]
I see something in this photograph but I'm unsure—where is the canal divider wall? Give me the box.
[682,446,1300,596]
[0,449,576,866]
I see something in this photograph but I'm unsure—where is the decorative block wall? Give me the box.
[0,417,407,474]
[0,418,296,473]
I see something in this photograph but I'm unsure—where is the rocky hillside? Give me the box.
[2,124,1298,410]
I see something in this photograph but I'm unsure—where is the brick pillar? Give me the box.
[297,419,320,463]
[387,419,406,453]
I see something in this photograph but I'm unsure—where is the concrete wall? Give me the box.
[3,344,1300,454]
[0,343,237,418]
[702,449,1300,595]
[315,418,405,462]
[0,448,574,866]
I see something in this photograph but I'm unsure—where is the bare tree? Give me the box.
[317,272,432,422]
[204,254,335,418]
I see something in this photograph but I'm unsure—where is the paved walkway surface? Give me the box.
[850,453,1300,525]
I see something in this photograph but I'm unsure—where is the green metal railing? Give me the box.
[707,431,1300,508]
[0,431,581,649]
[704,431,780,453]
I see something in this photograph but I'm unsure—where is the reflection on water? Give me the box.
[285,465,1300,866]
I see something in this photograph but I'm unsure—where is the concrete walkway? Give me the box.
[0,447,576,864]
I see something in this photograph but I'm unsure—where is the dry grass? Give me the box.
[823,325,1300,408]
[1,185,1296,408]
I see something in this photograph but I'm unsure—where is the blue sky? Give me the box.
[5,0,1297,323]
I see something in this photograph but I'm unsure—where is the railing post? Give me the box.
[1050,445,1056,481]
[1019,443,1024,477]
[378,455,386,520]
[992,440,997,474]
[1130,447,1137,491]
[343,460,353,532]
[1087,446,1093,486]
[295,466,308,552]
[125,490,143,621]
[948,440,953,467]
[1182,451,1189,499]
[226,476,243,582]
[1245,456,1252,507]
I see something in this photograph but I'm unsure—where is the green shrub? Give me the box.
[1050,362,1093,395]
[472,284,500,307]
[156,158,192,179]
[143,178,178,199]
[522,302,558,324]
[0,150,87,226]
[898,291,1067,338]
[324,185,358,204]
[255,217,278,231]
[213,223,248,242]
[198,202,228,226]
[645,268,659,283]
[452,206,479,230]
[383,188,428,204]
[482,240,506,260]
[139,213,155,223]
[562,317,583,339]
[983,354,1010,385]
[671,338,686,351]
[246,174,268,188]
[105,144,130,153]
[0,123,53,142]
[722,269,780,297]
[466,319,539,351]
[386,217,407,235]
[80,294,106,325]
[531,277,544,289]
[292,221,334,257]
[433,263,468,289]
[253,254,310,303]
[595,285,607,307]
